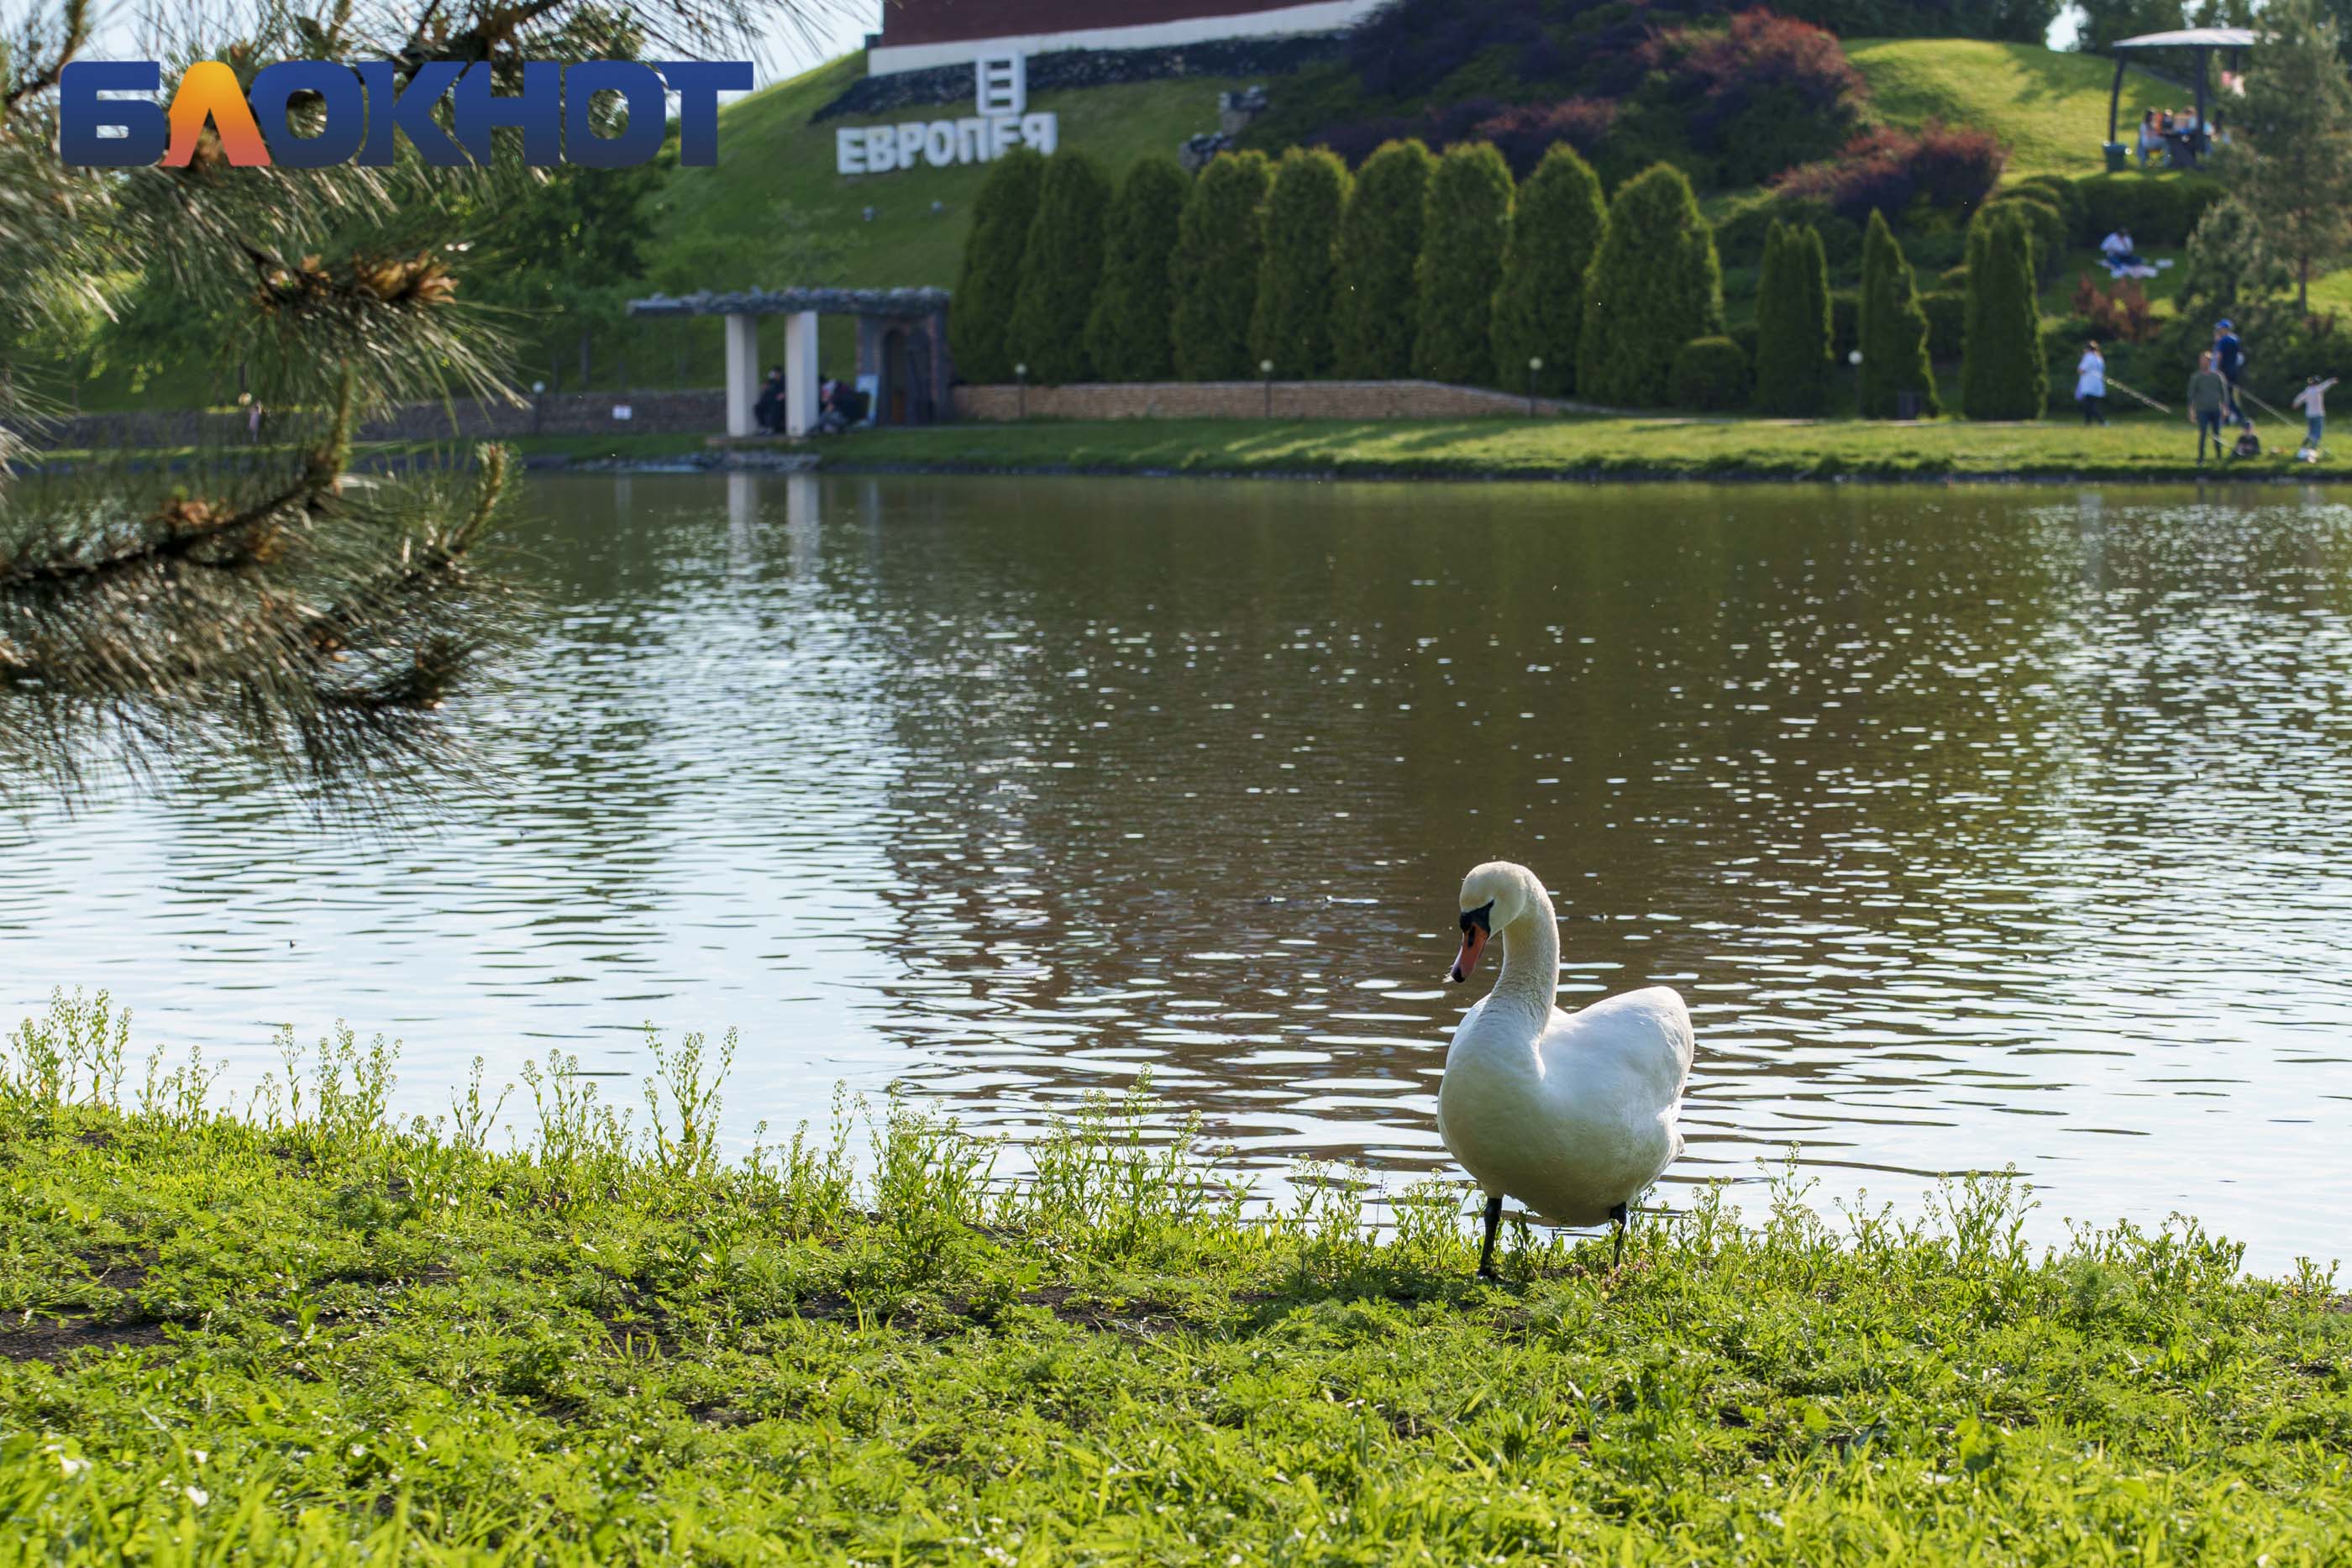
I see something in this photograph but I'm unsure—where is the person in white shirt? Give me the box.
[2292,375,2337,456]
[2076,340,2108,426]
[2100,228,2142,269]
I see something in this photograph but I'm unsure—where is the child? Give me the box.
[2292,374,2337,460]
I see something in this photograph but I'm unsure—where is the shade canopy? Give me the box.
[2111,27,2257,49]
[628,287,950,319]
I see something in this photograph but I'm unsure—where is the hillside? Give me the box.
[1845,38,2159,179]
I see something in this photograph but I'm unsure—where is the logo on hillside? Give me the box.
[835,53,1058,176]
[58,59,750,167]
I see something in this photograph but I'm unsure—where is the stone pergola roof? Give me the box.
[627,286,951,318]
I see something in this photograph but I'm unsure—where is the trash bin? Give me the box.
[2103,141,2129,172]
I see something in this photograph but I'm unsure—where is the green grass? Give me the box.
[818,412,2343,483]
[1845,39,2171,179]
[3,990,2348,1564]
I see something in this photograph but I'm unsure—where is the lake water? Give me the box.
[5,474,2349,1272]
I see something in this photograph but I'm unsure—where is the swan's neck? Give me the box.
[1490,876,1559,1015]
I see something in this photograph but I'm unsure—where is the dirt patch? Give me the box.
[0,1315,176,1364]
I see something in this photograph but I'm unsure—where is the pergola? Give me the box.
[627,286,954,438]
[2108,27,2256,168]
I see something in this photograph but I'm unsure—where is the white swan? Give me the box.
[1436,861,1694,1277]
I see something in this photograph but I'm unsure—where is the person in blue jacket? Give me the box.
[2213,320,2250,429]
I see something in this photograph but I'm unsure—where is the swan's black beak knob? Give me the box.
[1449,902,1492,983]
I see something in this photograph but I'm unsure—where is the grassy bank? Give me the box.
[3,995,2348,1564]
[818,413,2344,484]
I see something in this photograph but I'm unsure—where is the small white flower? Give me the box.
[57,1455,89,1478]
[184,1486,209,1508]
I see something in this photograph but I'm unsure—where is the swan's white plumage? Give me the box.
[1436,862,1694,1228]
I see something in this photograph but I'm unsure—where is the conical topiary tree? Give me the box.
[1752,220,1833,415]
[1490,143,1607,398]
[950,147,1047,384]
[1249,148,1352,378]
[1857,209,1938,418]
[1172,149,1272,380]
[1412,141,1514,385]
[1332,139,1434,379]
[1578,162,1725,408]
[1085,155,1190,381]
[1008,150,1112,385]
[1961,205,2045,420]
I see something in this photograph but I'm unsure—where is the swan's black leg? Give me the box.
[1478,1194,1504,1279]
[1610,1201,1630,1269]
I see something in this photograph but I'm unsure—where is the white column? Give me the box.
[784,311,820,438]
[723,313,758,437]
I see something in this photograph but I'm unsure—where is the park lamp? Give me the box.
[1015,361,1027,418]
[1261,358,1275,417]
[1527,355,1543,416]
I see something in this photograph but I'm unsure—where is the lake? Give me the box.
[5,474,2349,1272]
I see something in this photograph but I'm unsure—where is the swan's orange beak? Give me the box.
[1448,926,1487,984]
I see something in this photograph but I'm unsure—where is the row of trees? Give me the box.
[953,139,1734,405]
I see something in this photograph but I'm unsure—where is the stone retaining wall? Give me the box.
[25,390,727,451]
[950,380,1584,422]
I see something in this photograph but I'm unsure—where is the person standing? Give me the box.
[2076,340,2108,425]
[2292,374,2337,459]
[2213,320,2249,428]
[2187,350,2230,464]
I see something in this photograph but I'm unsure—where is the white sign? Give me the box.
[836,53,1058,176]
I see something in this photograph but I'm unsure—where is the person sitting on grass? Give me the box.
[2076,339,2108,426]
[2138,109,2161,167]
[2188,351,2231,465]
[2100,227,2144,270]
[2292,374,2337,460]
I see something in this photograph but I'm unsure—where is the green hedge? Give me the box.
[1085,155,1189,382]
[2075,173,2227,247]
[1983,192,2066,285]
[949,148,1047,384]
[1413,141,1515,386]
[1669,335,1751,411]
[2010,172,2087,243]
[1250,148,1352,378]
[1008,151,1112,385]
[1172,150,1273,380]
[1492,144,1608,398]
[1332,139,1433,380]
[1580,162,1725,407]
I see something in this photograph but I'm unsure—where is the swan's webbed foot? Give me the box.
[1476,1193,1503,1280]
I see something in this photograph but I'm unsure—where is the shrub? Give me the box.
[1858,209,1937,417]
[1772,122,2006,228]
[1753,220,1833,415]
[2010,171,2087,243]
[1491,144,1608,397]
[1938,263,1969,291]
[1961,206,2045,419]
[949,147,1047,384]
[1249,148,1352,377]
[1413,141,1515,385]
[1007,151,1112,385]
[1472,98,1619,180]
[1920,288,1967,359]
[1669,334,1751,410]
[2076,172,2227,246]
[1646,11,1868,186]
[1580,163,1725,406]
[1172,150,1273,380]
[1333,139,1433,378]
[1086,155,1190,381]
[2069,271,2157,343]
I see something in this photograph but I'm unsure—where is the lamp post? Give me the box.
[1261,359,1274,417]
[1847,348,1863,412]
[1527,355,1543,417]
[1015,362,1027,420]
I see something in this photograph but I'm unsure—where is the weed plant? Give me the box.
[3,989,2347,1563]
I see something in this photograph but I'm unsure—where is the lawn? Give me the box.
[816,411,2335,483]
[1845,39,2171,180]
[3,994,2347,1563]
